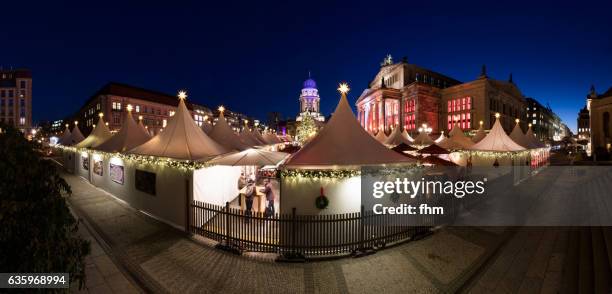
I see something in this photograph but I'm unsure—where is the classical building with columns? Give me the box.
[587,85,612,156]
[296,75,325,122]
[355,56,528,135]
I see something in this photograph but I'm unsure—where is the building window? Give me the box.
[96,103,100,110]
[19,117,25,125]
[162,119,167,128]
[20,81,26,88]
[0,90,5,98]
[8,90,14,98]
[447,97,471,129]
[169,110,175,117]
[135,105,140,113]
[112,101,122,110]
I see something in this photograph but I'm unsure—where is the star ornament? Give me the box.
[338,83,350,94]
[178,90,188,100]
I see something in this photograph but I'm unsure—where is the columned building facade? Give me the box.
[296,76,325,122]
[356,57,528,135]
[588,86,612,155]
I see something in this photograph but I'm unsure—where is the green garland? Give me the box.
[54,145,209,171]
[280,169,361,179]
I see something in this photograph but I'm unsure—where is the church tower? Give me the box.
[296,73,325,122]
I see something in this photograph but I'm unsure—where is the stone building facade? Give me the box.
[588,86,612,155]
[355,56,528,135]
[0,68,32,130]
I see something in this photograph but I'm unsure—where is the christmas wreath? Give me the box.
[315,187,329,209]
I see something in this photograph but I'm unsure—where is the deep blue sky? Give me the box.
[2,1,611,132]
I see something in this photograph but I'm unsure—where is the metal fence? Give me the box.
[190,196,458,258]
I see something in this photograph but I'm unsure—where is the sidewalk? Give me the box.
[69,208,141,293]
[61,170,514,293]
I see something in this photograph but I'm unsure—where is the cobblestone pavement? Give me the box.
[62,171,513,294]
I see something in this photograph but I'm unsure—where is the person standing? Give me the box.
[244,179,255,223]
[260,179,275,217]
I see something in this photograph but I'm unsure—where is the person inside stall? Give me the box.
[260,178,275,217]
[244,179,256,223]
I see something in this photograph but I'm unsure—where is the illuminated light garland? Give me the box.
[281,169,361,179]
[53,145,209,171]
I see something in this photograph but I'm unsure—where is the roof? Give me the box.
[208,148,289,166]
[525,126,547,148]
[58,126,72,145]
[96,110,151,152]
[201,121,213,134]
[472,124,486,143]
[411,131,434,146]
[128,96,227,160]
[391,142,418,153]
[374,130,388,143]
[262,131,282,145]
[470,116,525,152]
[75,116,112,148]
[208,111,249,151]
[438,124,474,150]
[384,127,412,146]
[284,90,414,167]
[70,125,85,144]
[598,87,612,98]
[509,122,536,149]
[239,130,261,147]
[417,144,450,155]
[86,82,202,111]
[138,119,151,138]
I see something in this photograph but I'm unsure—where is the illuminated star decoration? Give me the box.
[127,104,133,112]
[99,112,104,118]
[178,90,188,100]
[495,112,500,119]
[218,106,225,113]
[338,83,350,94]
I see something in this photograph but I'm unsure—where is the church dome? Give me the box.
[303,78,317,89]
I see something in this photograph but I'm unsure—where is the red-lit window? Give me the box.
[447,101,451,113]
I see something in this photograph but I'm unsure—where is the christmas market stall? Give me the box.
[280,83,415,215]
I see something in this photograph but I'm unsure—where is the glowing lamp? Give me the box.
[127,104,133,112]
[74,121,78,125]
[65,124,69,128]
[178,90,188,100]
[93,124,96,128]
[338,83,350,94]
[479,121,483,125]
[99,112,104,118]
[515,118,520,123]
[204,115,209,121]
[529,123,532,127]
[105,122,109,126]
[138,115,143,121]
[218,106,225,113]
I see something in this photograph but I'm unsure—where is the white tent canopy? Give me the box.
[239,129,261,147]
[208,111,249,151]
[129,93,228,160]
[411,131,434,146]
[76,115,112,148]
[401,129,415,143]
[285,87,414,167]
[472,122,486,143]
[208,148,289,166]
[470,115,525,152]
[435,131,446,143]
[201,121,213,134]
[509,121,536,149]
[96,109,151,152]
[70,124,85,145]
[251,128,267,145]
[525,125,546,148]
[438,124,474,150]
[374,129,388,143]
[58,126,72,145]
[384,127,412,146]
[263,130,282,145]
[137,117,151,138]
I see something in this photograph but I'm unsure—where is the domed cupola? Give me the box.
[303,78,317,89]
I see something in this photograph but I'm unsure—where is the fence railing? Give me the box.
[190,196,459,258]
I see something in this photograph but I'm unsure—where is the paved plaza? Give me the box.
[60,164,578,294]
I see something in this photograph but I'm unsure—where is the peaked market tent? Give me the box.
[509,120,536,149]
[76,115,112,148]
[128,93,228,160]
[470,115,525,152]
[472,122,486,143]
[208,148,289,166]
[284,88,414,167]
[384,126,412,146]
[57,125,72,145]
[70,123,85,145]
[411,130,434,147]
[438,124,475,150]
[201,121,213,134]
[402,129,415,143]
[208,111,249,151]
[374,129,388,143]
[96,108,152,152]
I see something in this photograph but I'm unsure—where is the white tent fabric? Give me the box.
[525,126,546,148]
[435,132,446,143]
[58,126,72,145]
[201,121,213,134]
[128,96,227,160]
[438,124,474,150]
[509,122,536,149]
[252,128,267,145]
[208,111,248,151]
[262,131,282,145]
[384,127,412,146]
[96,110,151,152]
[137,119,151,138]
[76,116,112,148]
[472,123,486,143]
[70,125,85,145]
[239,129,260,147]
[285,91,414,166]
[402,129,415,143]
[411,131,434,146]
[374,130,388,143]
[208,148,289,166]
[470,116,525,152]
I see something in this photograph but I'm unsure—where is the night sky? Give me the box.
[2,1,611,131]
